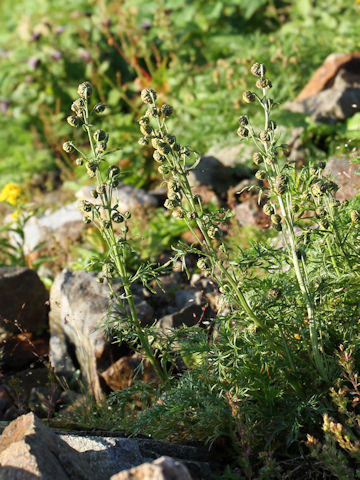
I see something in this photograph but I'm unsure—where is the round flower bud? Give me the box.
[197,258,208,271]
[273,223,282,231]
[252,152,264,165]
[153,150,165,163]
[164,199,177,210]
[138,137,149,146]
[79,200,93,212]
[112,212,124,223]
[63,141,74,153]
[269,120,277,130]
[318,161,326,170]
[351,210,360,224]
[93,129,107,142]
[259,130,271,142]
[151,137,161,150]
[108,165,120,177]
[102,264,115,278]
[95,142,107,155]
[71,98,85,115]
[255,170,266,180]
[140,124,153,137]
[311,181,326,197]
[172,208,184,219]
[256,78,272,89]
[123,211,131,220]
[147,106,160,118]
[77,81,93,98]
[86,161,98,177]
[141,88,157,104]
[96,183,106,194]
[263,203,274,216]
[158,165,169,175]
[207,226,219,239]
[276,175,288,186]
[163,134,176,145]
[309,166,318,176]
[315,207,326,218]
[168,180,180,192]
[83,216,91,224]
[265,156,276,165]
[270,214,282,225]
[238,115,249,126]
[67,115,81,127]
[242,91,256,103]
[90,189,98,199]
[103,221,111,229]
[138,116,150,126]
[237,127,249,138]
[161,104,173,117]
[269,286,281,298]
[75,157,84,166]
[158,142,171,156]
[274,183,286,195]
[173,143,181,152]
[250,62,266,77]
[94,103,106,113]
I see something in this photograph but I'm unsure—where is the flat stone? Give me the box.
[324,156,360,201]
[110,456,192,480]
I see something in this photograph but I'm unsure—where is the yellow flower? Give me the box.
[0,183,25,207]
[294,333,301,340]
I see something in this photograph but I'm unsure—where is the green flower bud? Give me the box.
[163,134,176,145]
[90,189,98,199]
[75,157,84,166]
[71,98,85,115]
[63,141,74,153]
[351,210,360,224]
[103,220,111,229]
[164,199,177,210]
[173,143,181,152]
[86,161,98,177]
[256,78,272,89]
[77,81,93,98]
[255,170,266,180]
[238,115,249,126]
[273,223,282,231]
[263,203,274,216]
[79,200,93,212]
[242,91,256,103]
[172,208,184,219]
[95,141,107,154]
[161,104,173,117]
[274,183,286,195]
[108,165,120,177]
[138,116,150,126]
[207,226,219,239]
[158,165,170,175]
[96,183,106,194]
[269,286,281,298]
[83,216,91,224]
[112,212,124,223]
[259,130,271,142]
[311,181,326,197]
[318,161,326,170]
[141,88,157,104]
[252,152,264,165]
[93,129,107,142]
[138,137,149,146]
[265,156,276,165]
[250,62,266,77]
[168,180,180,192]
[158,142,171,155]
[153,150,166,163]
[124,211,131,220]
[237,127,249,138]
[67,115,81,127]
[197,258,208,271]
[276,175,288,186]
[315,206,326,218]
[147,106,160,118]
[269,120,277,130]
[140,124,153,137]
[270,214,282,225]
[94,103,106,113]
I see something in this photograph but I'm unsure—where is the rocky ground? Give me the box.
[1,53,360,479]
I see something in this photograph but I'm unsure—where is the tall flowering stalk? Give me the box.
[138,88,262,328]
[63,82,168,384]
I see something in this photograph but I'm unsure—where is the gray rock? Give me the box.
[175,289,202,310]
[156,304,204,330]
[324,156,360,201]
[0,267,48,339]
[19,202,83,255]
[76,183,157,213]
[110,456,192,480]
[284,87,360,123]
[204,143,253,168]
[0,413,95,479]
[49,270,153,400]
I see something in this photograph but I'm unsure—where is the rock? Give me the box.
[19,202,83,256]
[0,267,48,339]
[2,333,48,370]
[230,180,268,228]
[156,304,205,331]
[100,356,157,391]
[76,184,157,213]
[324,156,360,201]
[296,52,360,101]
[49,270,153,400]
[110,456,192,480]
[0,412,94,479]
[285,87,360,123]
[204,143,253,169]
[175,289,202,310]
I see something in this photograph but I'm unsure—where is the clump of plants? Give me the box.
[61,63,360,476]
